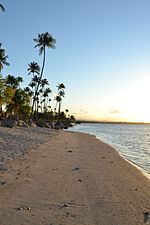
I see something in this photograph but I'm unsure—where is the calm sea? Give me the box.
[69,123,150,175]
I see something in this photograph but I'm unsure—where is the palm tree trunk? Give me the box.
[58,101,61,115]
[30,46,46,118]
[57,101,62,121]
[0,106,2,114]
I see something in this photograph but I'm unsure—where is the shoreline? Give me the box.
[71,130,150,181]
[95,134,150,180]
[68,125,150,178]
[0,129,150,224]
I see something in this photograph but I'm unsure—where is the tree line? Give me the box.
[0,5,75,125]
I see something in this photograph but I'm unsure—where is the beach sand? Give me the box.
[0,129,150,225]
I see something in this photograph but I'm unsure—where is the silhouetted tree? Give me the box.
[28,61,40,76]
[5,75,23,89]
[6,89,30,120]
[55,83,65,118]
[65,109,69,117]
[30,32,56,117]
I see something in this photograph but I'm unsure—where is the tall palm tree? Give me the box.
[34,33,56,75]
[24,86,33,97]
[30,32,56,117]
[56,83,65,116]
[27,62,40,111]
[0,4,5,12]
[55,95,62,115]
[0,74,5,112]
[43,87,52,111]
[0,43,9,72]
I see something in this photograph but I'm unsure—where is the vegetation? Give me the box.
[0,28,76,127]
[0,43,9,72]
[30,32,56,118]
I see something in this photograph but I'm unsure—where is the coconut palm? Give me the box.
[55,95,62,115]
[40,78,49,87]
[59,90,65,97]
[30,32,56,117]
[6,89,30,120]
[24,86,33,97]
[0,43,9,72]
[55,83,65,117]
[38,78,49,112]
[5,75,23,89]
[27,62,40,107]
[48,98,52,111]
[57,83,65,91]
[42,87,52,111]
[0,74,5,112]
[28,61,40,76]
[65,109,69,117]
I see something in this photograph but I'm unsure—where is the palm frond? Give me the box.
[0,4,5,12]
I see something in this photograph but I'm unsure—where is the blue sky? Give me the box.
[1,0,150,122]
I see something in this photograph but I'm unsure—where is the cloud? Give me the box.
[79,109,88,114]
[109,109,120,114]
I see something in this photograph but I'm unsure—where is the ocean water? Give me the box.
[69,123,150,175]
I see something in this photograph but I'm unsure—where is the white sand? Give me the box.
[0,129,150,225]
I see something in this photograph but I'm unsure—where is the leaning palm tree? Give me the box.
[0,43,9,72]
[30,32,56,117]
[0,4,5,12]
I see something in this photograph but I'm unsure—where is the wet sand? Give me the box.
[0,130,150,225]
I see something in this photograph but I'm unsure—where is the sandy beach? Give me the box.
[0,128,150,225]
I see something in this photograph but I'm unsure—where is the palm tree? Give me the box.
[0,75,18,114]
[0,74,5,113]
[55,83,65,117]
[27,62,40,111]
[5,75,23,89]
[24,86,33,97]
[30,32,56,117]
[55,95,62,115]
[28,61,40,76]
[40,78,49,88]
[6,89,30,120]
[43,87,52,111]
[0,4,5,12]
[57,83,65,91]
[48,98,52,111]
[65,109,69,117]
[0,43,9,72]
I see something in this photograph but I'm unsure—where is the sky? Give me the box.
[1,0,150,122]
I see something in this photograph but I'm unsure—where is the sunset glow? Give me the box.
[2,1,150,123]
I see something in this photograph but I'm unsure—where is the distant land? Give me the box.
[77,120,150,125]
